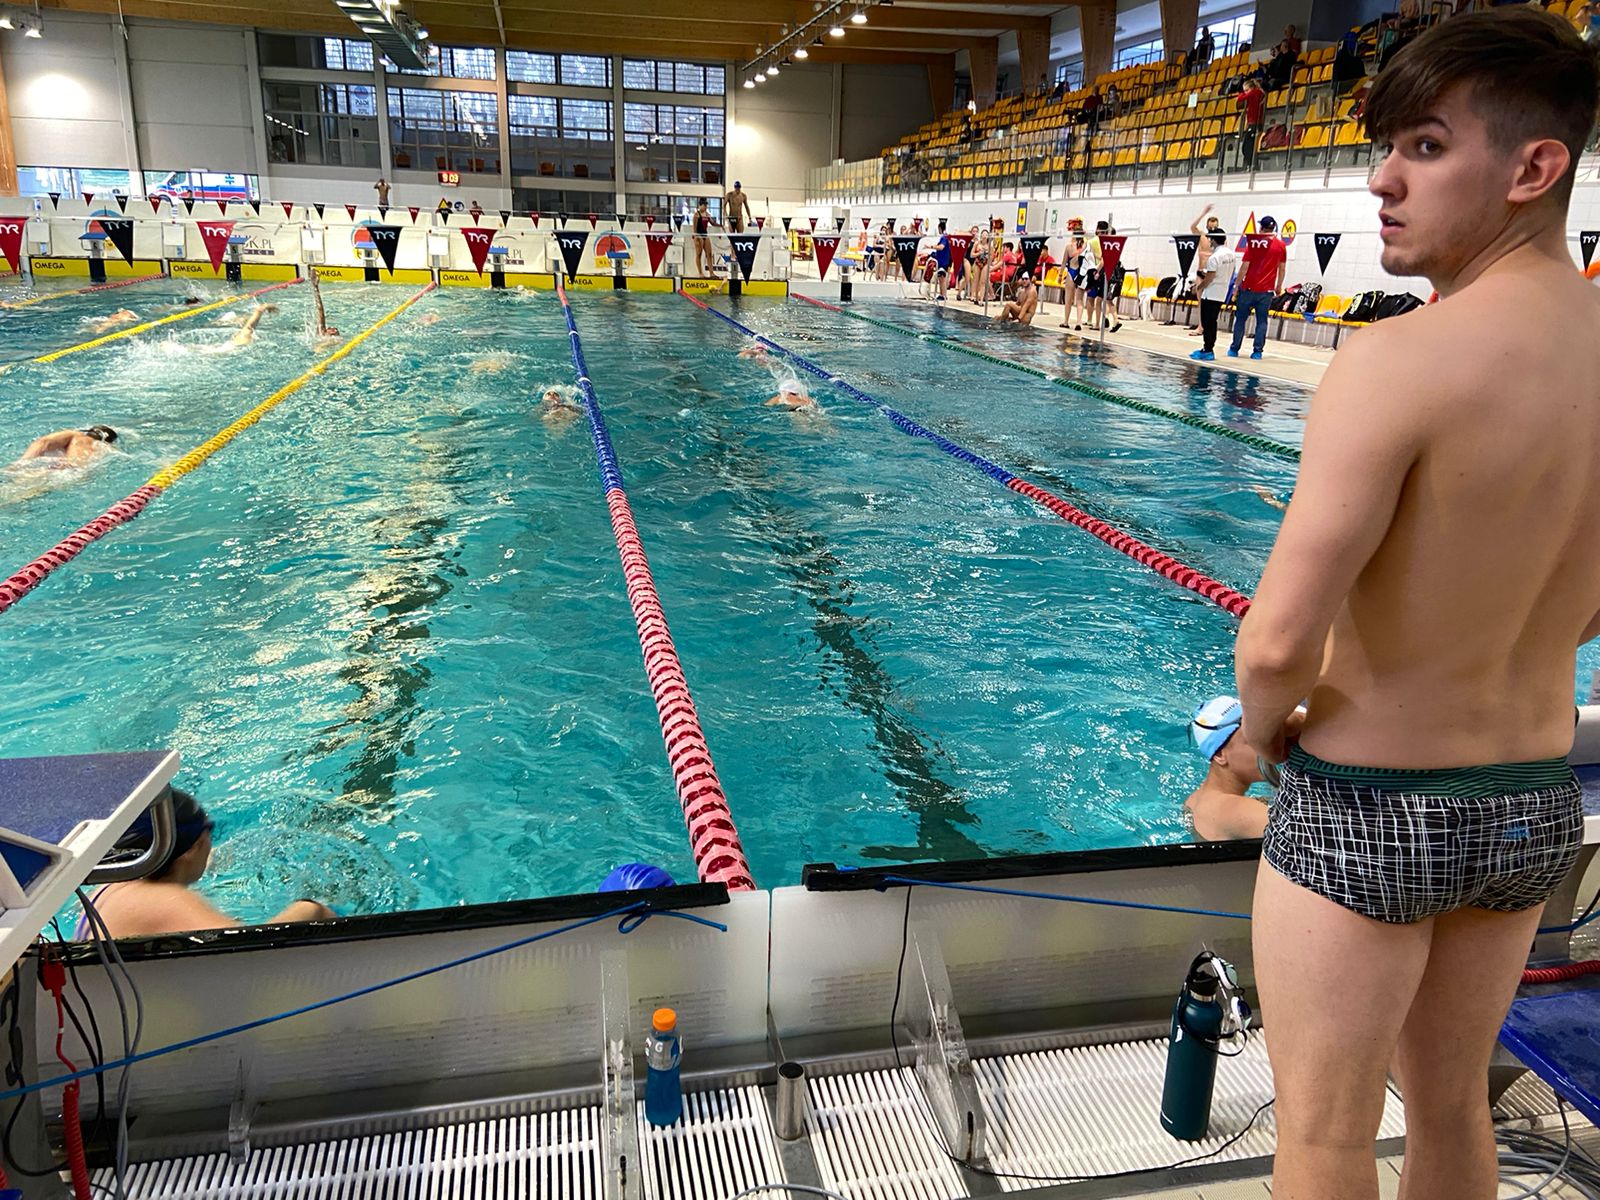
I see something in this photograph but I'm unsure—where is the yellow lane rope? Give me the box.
[147,283,436,490]
[31,279,302,364]
[1,273,166,310]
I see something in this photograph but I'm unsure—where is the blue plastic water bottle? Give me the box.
[644,1007,683,1127]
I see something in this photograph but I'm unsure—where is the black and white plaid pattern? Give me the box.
[1262,764,1583,924]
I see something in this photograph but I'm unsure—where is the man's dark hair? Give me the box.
[1365,8,1599,202]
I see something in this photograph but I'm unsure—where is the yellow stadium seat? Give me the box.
[1166,140,1191,162]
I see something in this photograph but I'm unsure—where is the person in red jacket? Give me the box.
[1228,216,1287,360]
[1238,77,1267,168]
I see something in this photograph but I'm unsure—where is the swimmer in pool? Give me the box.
[76,786,336,938]
[737,341,769,360]
[765,386,819,412]
[86,308,139,334]
[1252,485,1289,511]
[309,273,340,349]
[230,303,278,347]
[416,312,442,327]
[13,425,118,467]
[540,387,583,427]
[1184,694,1307,840]
[471,352,513,374]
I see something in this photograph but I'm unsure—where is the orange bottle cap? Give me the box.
[652,1008,677,1033]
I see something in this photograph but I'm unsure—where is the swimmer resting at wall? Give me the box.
[12,425,118,468]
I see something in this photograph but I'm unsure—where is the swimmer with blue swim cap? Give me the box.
[77,787,337,938]
[1184,694,1306,840]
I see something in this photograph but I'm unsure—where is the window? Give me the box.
[621,58,726,95]
[559,54,611,88]
[623,102,724,186]
[508,93,559,174]
[321,37,375,71]
[1113,36,1164,68]
[561,97,612,139]
[387,87,500,173]
[514,188,623,220]
[1204,11,1256,57]
[627,193,720,224]
[15,166,135,198]
[506,50,557,83]
[437,45,496,80]
[510,97,611,179]
[142,170,260,201]
[1053,62,1083,89]
[263,82,380,168]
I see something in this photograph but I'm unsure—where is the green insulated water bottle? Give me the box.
[1159,960,1226,1141]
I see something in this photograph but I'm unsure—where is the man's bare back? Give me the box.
[1284,261,1600,768]
[17,426,117,466]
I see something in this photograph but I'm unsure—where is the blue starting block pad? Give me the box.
[227,234,249,245]
[1578,763,1600,843]
[0,750,177,968]
[77,231,108,242]
[1503,986,1600,1128]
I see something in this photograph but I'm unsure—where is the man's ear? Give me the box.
[1507,138,1572,207]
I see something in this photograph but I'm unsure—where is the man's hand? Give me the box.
[1243,711,1292,763]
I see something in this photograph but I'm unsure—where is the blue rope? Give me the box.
[873,873,1600,936]
[0,902,726,1103]
[689,300,1020,487]
[877,874,1253,921]
[555,286,625,495]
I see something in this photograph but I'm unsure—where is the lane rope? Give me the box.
[0,284,436,615]
[555,280,756,891]
[0,273,166,311]
[793,293,1301,463]
[682,292,1252,619]
[28,279,302,365]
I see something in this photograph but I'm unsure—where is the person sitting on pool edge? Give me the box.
[1185,694,1306,840]
[999,272,1039,325]
[77,787,336,939]
[14,425,118,467]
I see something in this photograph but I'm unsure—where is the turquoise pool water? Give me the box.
[1,283,1589,920]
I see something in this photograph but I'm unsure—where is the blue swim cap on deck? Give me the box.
[1190,695,1243,761]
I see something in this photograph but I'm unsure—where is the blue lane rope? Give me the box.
[555,284,626,495]
[872,873,1600,935]
[0,903,727,1104]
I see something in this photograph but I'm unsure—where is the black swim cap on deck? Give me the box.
[82,425,118,444]
[113,787,213,875]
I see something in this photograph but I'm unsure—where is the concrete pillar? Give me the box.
[1078,0,1116,85]
[1016,24,1051,94]
[968,37,998,109]
[1160,0,1200,65]
[927,56,955,116]
[0,50,16,197]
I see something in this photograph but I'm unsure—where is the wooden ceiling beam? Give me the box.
[800,46,945,64]
[424,24,752,57]
[417,0,805,21]
[42,0,344,30]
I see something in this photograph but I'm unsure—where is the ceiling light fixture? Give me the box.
[0,9,13,27]
[767,63,779,74]
[829,23,844,36]
[850,9,867,23]
[793,45,808,58]
[744,78,755,88]
[754,70,766,82]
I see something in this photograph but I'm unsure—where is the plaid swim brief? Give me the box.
[1261,746,1583,924]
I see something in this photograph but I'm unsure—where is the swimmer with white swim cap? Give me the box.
[765,383,819,412]
[1183,694,1306,840]
[540,387,583,427]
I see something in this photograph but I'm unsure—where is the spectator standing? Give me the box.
[724,181,754,232]
[1237,77,1267,167]
[1189,26,1215,72]
[1188,204,1225,336]
[1228,215,1286,359]
[1082,88,1102,133]
[1104,83,1121,121]
[1190,232,1237,360]
[374,177,391,206]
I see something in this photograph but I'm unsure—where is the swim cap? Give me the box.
[599,863,676,892]
[734,180,742,189]
[1189,695,1243,761]
[82,425,118,444]
[113,787,213,873]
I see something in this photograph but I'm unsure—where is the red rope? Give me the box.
[0,485,162,615]
[1522,960,1600,985]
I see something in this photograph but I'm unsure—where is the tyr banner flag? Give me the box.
[368,225,402,273]
[555,230,588,280]
[1314,232,1342,274]
[1019,234,1048,278]
[281,202,295,220]
[1582,232,1599,271]
[781,217,791,232]
[644,232,673,275]
[0,219,25,274]
[808,217,818,232]
[946,233,972,280]
[728,234,760,282]
[812,235,840,281]
[198,220,235,273]
[892,235,920,281]
[101,219,135,266]
[462,227,495,274]
[1099,235,1128,279]
[1173,234,1199,279]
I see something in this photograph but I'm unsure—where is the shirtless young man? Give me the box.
[14,425,118,466]
[229,303,278,347]
[1234,12,1600,1198]
[998,273,1038,324]
[87,308,139,334]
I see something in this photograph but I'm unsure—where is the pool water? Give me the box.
[0,282,1591,920]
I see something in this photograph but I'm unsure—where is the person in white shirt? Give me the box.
[1190,232,1237,360]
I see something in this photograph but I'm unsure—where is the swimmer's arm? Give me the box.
[1236,325,1422,757]
[19,432,71,460]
